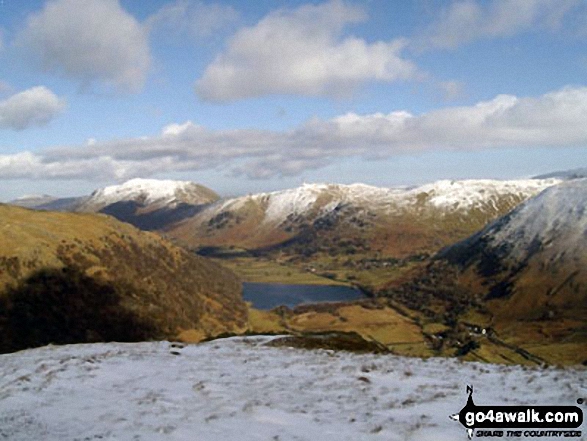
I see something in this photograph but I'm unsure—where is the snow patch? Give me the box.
[0,337,583,441]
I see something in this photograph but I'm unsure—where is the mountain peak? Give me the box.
[96,178,204,200]
[441,178,587,263]
[82,178,219,211]
[485,178,587,260]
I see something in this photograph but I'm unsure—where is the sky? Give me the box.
[0,0,586,200]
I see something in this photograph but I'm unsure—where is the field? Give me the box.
[211,256,350,285]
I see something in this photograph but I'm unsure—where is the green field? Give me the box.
[211,256,350,285]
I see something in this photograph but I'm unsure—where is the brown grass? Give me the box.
[0,204,248,352]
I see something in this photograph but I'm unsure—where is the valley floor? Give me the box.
[0,336,584,441]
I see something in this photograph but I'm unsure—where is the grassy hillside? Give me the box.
[381,259,587,366]
[0,204,247,353]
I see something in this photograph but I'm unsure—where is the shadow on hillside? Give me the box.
[100,201,206,231]
[0,267,160,354]
[265,331,390,354]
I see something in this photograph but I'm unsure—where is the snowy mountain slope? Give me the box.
[380,180,587,365]
[0,336,583,441]
[483,178,586,262]
[76,178,220,212]
[403,179,587,357]
[206,179,561,226]
[8,179,220,231]
[440,178,587,277]
[169,178,561,256]
[411,179,560,211]
[55,179,222,231]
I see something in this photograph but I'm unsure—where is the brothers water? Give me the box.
[242,282,366,310]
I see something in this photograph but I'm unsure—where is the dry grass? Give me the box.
[247,308,287,334]
[247,301,428,355]
[0,204,248,352]
[518,342,587,366]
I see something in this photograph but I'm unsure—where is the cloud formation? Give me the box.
[0,86,66,131]
[421,0,581,49]
[17,0,150,92]
[146,0,240,38]
[196,0,418,101]
[1,86,586,179]
[436,81,467,102]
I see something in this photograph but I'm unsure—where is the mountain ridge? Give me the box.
[168,178,561,258]
[10,178,562,260]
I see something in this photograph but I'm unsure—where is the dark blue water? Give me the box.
[242,282,365,310]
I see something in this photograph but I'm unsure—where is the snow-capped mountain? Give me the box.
[380,180,587,364]
[205,179,560,226]
[11,179,223,231]
[76,178,219,212]
[9,179,220,230]
[410,178,561,211]
[169,178,561,256]
[440,178,587,274]
[481,179,585,261]
[433,179,587,338]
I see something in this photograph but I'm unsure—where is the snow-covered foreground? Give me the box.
[0,336,584,441]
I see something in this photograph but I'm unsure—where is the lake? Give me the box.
[242,282,366,310]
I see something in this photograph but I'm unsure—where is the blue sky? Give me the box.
[0,0,586,200]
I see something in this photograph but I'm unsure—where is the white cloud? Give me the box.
[196,0,418,101]
[0,86,66,131]
[146,0,240,38]
[1,86,586,179]
[420,0,581,49]
[437,80,467,102]
[16,0,150,92]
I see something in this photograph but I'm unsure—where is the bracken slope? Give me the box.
[0,204,247,353]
